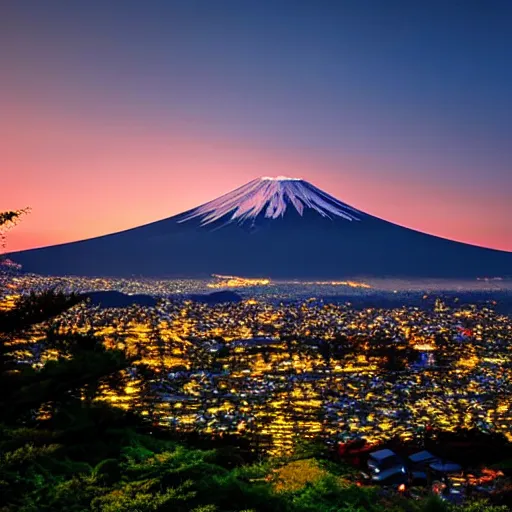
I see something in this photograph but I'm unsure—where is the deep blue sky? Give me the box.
[2,0,512,251]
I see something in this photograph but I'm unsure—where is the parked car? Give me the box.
[365,449,407,486]
[409,450,441,470]
[367,449,405,474]
[408,450,442,483]
[371,466,408,487]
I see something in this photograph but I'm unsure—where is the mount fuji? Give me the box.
[8,177,512,279]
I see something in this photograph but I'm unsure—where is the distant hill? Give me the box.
[86,291,157,308]
[85,290,243,308]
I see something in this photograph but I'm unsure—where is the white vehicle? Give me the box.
[366,449,407,485]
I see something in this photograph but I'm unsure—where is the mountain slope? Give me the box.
[8,177,512,279]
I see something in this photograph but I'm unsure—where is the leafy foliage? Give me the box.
[272,459,330,493]
[0,208,29,250]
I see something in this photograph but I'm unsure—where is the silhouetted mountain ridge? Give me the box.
[8,177,512,279]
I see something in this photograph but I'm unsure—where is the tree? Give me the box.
[0,209,29,251]
[0,211,133,509]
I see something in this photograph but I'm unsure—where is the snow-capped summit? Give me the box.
[260,176,301,181]
[179,177,362,226]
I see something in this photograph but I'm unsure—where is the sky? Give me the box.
[2,0,511,252]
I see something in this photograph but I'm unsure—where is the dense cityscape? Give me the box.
[2,267,512,509]
[3,273,512,455]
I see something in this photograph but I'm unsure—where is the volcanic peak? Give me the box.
[179,176,362,226]
[260,176,302,181]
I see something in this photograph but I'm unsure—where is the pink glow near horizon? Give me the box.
[2,102,511,254]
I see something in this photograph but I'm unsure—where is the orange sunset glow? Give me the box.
[2,2,511,254]
[3,101,511,253]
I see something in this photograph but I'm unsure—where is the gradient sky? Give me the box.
[2,0,511,252]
